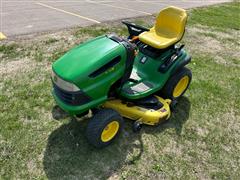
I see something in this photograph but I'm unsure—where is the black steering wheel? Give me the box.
[122,20,149,31]
[122,20,149,38]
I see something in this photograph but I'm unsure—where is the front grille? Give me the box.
[53,83,91,106]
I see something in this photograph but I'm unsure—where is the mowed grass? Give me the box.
[0,2,240,179]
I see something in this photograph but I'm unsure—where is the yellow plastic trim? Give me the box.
[173,76,189,98]
[101,121,119,142]
[0,32,7,40]
[103,96,171,126]
[139,6,187,49]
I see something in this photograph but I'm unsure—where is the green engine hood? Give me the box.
[52,35,122,83]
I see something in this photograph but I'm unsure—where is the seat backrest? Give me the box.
[154,6,187,38]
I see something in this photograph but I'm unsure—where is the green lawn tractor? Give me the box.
[51,6,192,148]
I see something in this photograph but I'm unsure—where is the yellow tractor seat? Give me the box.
[139,6,187,49]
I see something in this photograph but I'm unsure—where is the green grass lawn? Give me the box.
[0,2,240,179]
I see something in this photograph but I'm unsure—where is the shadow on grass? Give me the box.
[43,97,190,179]
[150,96,191,136]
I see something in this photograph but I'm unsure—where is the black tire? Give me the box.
[170,99,178,111]
[85,108,124,148]
[52,105,69,120]
[161,67,192,100]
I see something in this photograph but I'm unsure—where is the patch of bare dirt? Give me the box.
[0,59,34,77]
[186,28,223,54]
[186,25,240,66]
[161,140,183,157]
[0,58,51,80]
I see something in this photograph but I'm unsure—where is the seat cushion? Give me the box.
[139,30,178,49]
[139,6,187,49]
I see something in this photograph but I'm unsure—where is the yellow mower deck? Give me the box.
[103,96,171,126]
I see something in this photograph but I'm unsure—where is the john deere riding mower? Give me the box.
[51,6,192,148]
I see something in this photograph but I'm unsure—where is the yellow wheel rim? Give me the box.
[173,76,189,98]
[101,121,119,142]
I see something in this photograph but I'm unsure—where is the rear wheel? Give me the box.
[86,108,123,148]
[161,67,192,100]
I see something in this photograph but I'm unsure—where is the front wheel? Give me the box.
[161,67,192,100]
[85,108,123,148]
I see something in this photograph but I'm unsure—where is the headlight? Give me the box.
[51,70,80,92]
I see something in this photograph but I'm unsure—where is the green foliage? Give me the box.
[0,44,21,59]
[188,2,240,30]
[45,38,58,45]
